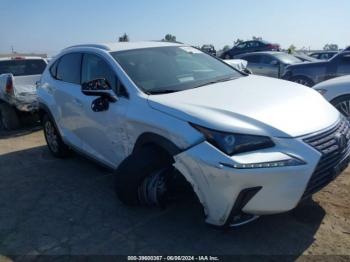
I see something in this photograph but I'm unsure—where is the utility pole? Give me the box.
[11,45,14,54]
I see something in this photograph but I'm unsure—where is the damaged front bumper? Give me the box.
[173,138,320,226]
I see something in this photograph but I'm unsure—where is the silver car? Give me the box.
[236,51,302,78]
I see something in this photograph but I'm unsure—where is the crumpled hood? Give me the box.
[148,75,340,138]
[222,59,248,71]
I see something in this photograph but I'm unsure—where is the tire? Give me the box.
[114,146,173,207]
[224,54,231,60]
[331,95,350,119]
[291,76,315,87]
[42,114,70,158]
[0,103,20,130]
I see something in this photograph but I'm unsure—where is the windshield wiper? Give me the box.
[194,77,237,89]
[148,89,178,95]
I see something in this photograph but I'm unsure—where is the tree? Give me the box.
[163,34,177,42]
[288,44,296,53]
[118,33,129,42]
[222,45,231,52]
[323,44,338,51]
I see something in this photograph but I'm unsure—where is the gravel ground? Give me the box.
[0,128,349,260]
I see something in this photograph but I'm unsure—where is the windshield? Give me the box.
[274,53,302,64]
[0,59,47,76]
[111,46,242,94]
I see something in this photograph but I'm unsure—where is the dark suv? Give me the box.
[220,40,280,59]
[282,51,350,86]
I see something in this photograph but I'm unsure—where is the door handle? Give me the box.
[73,98,83,107]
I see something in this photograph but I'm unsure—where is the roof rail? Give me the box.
[64,44,111,51]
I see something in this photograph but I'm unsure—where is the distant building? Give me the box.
[0,52,47,58]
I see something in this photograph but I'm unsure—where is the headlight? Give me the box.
[316,89,327,95]
[190,124,275,155]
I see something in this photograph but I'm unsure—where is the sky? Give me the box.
[0,0,349,55]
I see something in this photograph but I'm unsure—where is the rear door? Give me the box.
[52,53,84,149]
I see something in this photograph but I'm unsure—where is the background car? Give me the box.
[0,56,47,129]
[313,75,350,118]
[292,52,320,62]
[309,51,338,60]
[201,45,216,56]
[282,50,350,86]
[220,40,280,59]
[235,51,302,78]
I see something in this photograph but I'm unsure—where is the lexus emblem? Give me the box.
[335,133,347,151]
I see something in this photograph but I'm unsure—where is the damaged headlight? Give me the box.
[190,124,275,155]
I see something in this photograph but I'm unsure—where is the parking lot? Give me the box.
[0,127,349,258]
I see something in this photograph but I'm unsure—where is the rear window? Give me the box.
[0,59,47,76]
[56,53,82,84]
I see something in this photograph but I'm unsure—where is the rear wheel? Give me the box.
[42,114,70,158]
[114,146,173,207]
[331,95,350,120]
[224,54,231,60]
[0,103,20,130]
[291,76,314,87]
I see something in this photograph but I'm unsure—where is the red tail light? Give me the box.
[5,76,14,95]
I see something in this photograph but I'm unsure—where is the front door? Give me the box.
[75,53,129,168]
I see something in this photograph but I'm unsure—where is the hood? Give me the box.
[314,75,350,89]
[287,60,328,70]
[148,75,339,138]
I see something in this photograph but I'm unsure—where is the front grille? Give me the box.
[303,119,350,198]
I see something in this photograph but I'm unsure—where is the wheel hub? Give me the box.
[138,168,169,207]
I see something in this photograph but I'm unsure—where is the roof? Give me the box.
[237,51,285,57]
[310,50,338,54]
[65,41,183,52]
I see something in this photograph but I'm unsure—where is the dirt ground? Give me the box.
[0,127,349,259]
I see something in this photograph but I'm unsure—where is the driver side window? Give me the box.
[81,54,116,88]
[81,54,128,97]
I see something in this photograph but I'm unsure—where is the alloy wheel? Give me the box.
[335,99,350,120]
[294,78,312,87]
[138,168,169,207]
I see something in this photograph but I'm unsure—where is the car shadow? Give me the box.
[0,146,325,258]
[0,124,41,139]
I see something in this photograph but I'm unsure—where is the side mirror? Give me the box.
[81,78,118,103]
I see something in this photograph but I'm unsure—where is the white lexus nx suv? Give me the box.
[37,42,350,227]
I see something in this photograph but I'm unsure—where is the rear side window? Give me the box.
[56,53,82,84]
[242,55,261,63]
[49,60,58,78]
[0,59,47,76]
[260,55,276,64]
